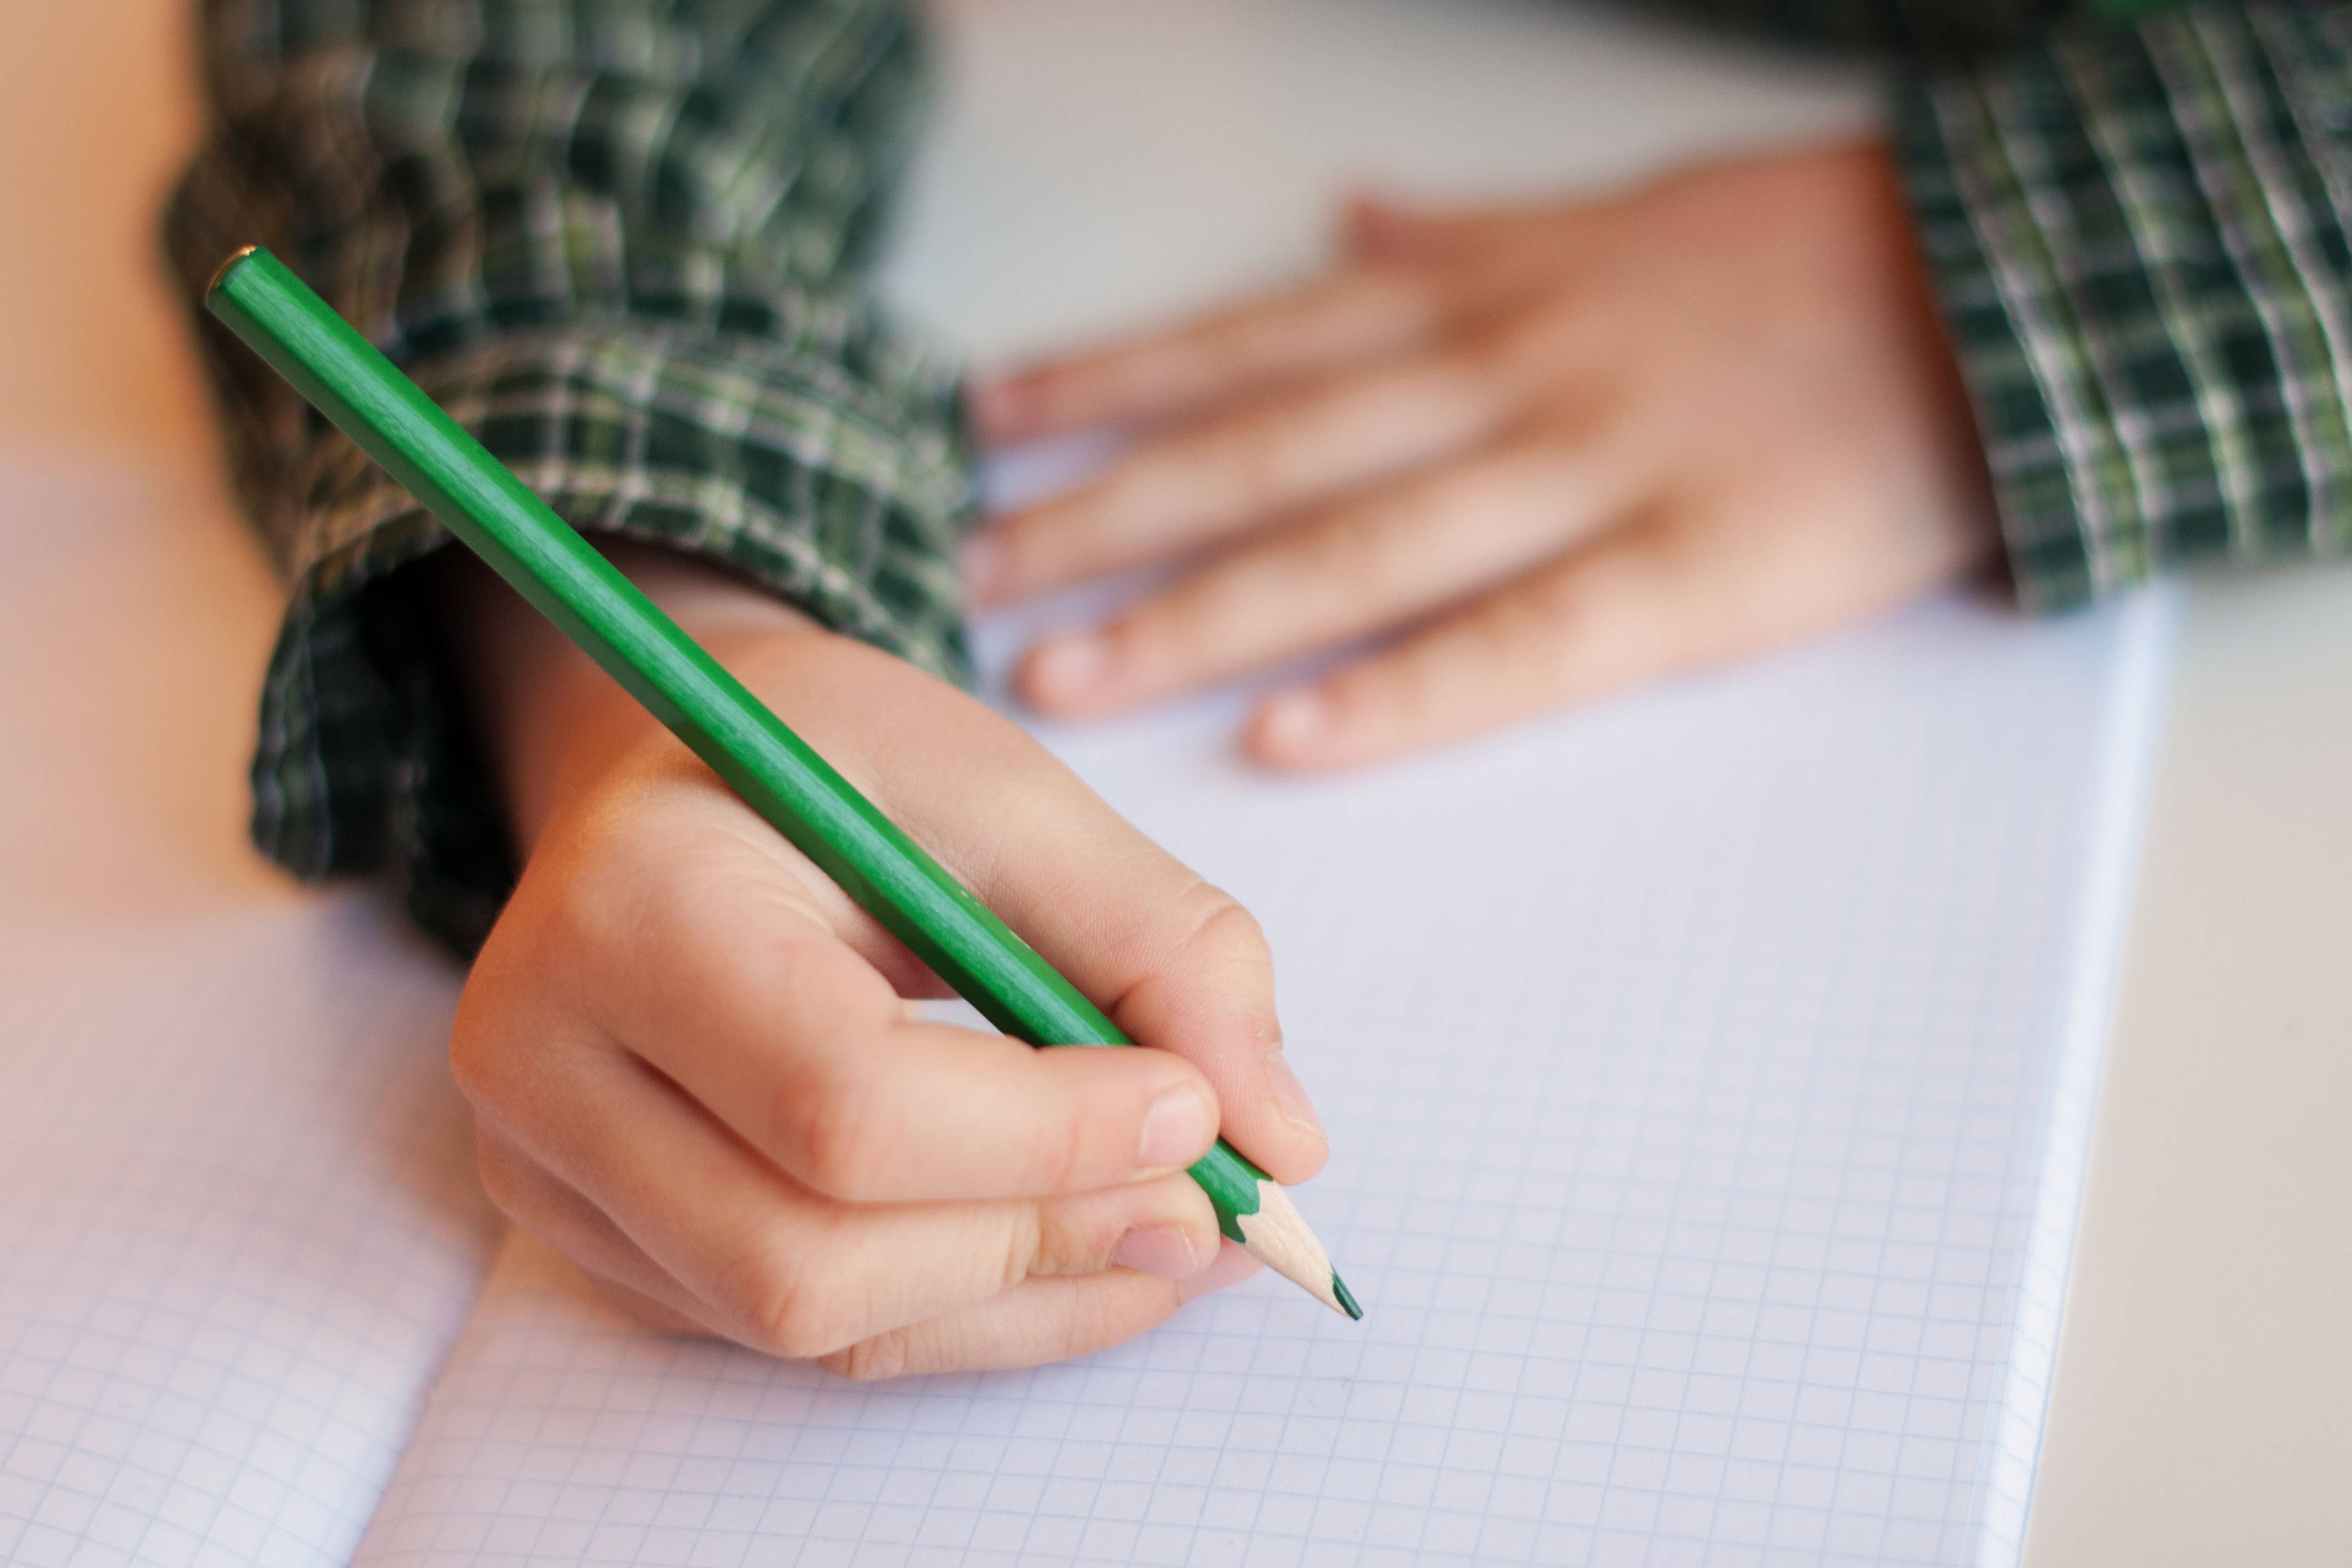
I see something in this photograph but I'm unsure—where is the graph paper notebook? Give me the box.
[301,534,2169,1568]
[0,458,2174,1568]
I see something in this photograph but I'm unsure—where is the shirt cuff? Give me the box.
[246,301,974,954]
[1891,3,2352,610]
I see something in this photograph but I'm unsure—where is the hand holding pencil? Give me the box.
[446,557,1326,1373]
[207,248,1355,1376]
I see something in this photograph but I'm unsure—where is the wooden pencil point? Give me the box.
[1234,1179,1353,1317]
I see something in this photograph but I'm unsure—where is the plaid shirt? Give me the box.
[1898,3,2352,605]
[168,0,2352,952]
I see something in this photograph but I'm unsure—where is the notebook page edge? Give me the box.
[1968,585,2181,1566]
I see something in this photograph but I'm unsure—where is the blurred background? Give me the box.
[0,2,283,952]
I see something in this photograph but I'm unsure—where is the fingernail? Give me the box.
[962,534,1007,601]
[1263,1046,1328,1144]
[1178,1240,1263,1304]
[1113,1224,1202,1280]
[1259,690,1329,754]
[1028,632,1112,703]
[1137,1083,1217,1170]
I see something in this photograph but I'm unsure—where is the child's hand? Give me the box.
[438,548,1328,1376]
[966,141,1999,767]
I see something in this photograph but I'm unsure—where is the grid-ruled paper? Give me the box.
[0,898,501,1568]
[347,583,2174,1568]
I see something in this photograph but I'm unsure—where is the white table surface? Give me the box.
[3,2,2345,1562]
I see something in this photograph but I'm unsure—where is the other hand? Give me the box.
[966,141,1998,768]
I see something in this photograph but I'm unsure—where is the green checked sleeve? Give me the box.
[1653,0,2352,606]
[1891,2,2352,607]
[166,0,975,952]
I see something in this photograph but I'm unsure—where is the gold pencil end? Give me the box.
[206,245,261,300]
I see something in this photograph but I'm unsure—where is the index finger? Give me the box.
[970,264,1452,445]
[747,636,1335,1187]
[885,767,1334,1189]
[577,818,1233,1204]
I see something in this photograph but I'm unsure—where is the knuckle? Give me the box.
[1456,322,1548,398]
[1217,310,1296,380]
[571,779,755,953]
[1106,876,1260,981]
[1431,457,1530,527]
[1110,882,1276,1034]
[718,1245,846,1361]
[549,801,655,932]
[1451,320,1519,374]
[1026,1205,1109,1280]
[1069,1283,1146,1351]
[1430,339,1511,407]
[469,1130,532,1221]
[1216,417,1300,502]
[1014,1119,1085,1198]
[1349,647,1451,734]
[1366,261,1451,322]
[449,903,574,1112]
[1172,885,1272,974]
[1099,455,1186,530]
[1175,893,1276,1020]
[1036,1275,1153,1363]
[991,515,1060,581]
[623,842,729,963]
[445,998,501,1107]
[1472,573,1624,708]
[583,1275,696,1337]
[1005,1205,1055,1286]
[445,985,561,1125]
[1529,562,1603,624]
[1476,590,1571,687]
[504,833,670,1008]
[776,1067,894,1200]
[1118,592,1218,678]
[1297,513,1400,601]
[818,1333,911,1383]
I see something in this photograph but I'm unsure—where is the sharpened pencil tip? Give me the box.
[1331,1272,1362,1321]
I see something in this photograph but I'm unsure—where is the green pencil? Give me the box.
[205,245,1360,1322]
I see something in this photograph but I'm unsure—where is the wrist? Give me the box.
[433,541,829,849]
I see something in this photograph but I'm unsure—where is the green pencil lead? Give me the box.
[1331,1272,1363,1321]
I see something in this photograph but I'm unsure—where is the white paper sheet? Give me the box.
[0,901,499,1568]
[0,465,505,1568]
[343,580,2174,1568]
